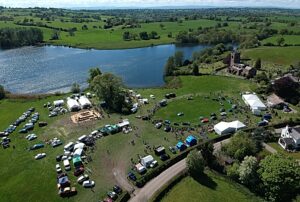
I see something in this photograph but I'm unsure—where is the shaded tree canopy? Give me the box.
[186,150,205,178]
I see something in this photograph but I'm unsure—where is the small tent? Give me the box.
[67,98,80,111]
[185,135,197,147]
[141,155,154,167]
[176,141,187,151]
[53,100,64,107]
[214,120,246,135]
[78,96,92,109]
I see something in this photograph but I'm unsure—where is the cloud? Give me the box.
[0,0,299,8]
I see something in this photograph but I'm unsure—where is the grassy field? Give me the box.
[242,46,300,66]
[0,75,299,202]
[161,170,263,202]
[262,35,300,45]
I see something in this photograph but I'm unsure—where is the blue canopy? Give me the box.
[176,141,187,151]
[185,135,197,146]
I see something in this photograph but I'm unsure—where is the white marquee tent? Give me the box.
[67,97,81,111]
[242,93,266,114]
[214,120,246,135]
[78,96,92,109]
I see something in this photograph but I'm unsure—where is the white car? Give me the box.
[82,180,95,188]
[26,134,37,141]
[35,153,46,160]
[56,164,62,173]
[150,160,158,168]
[77,174,89,184]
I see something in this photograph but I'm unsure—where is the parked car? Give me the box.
[56,155,63,162]
[52,139,63,148]
[63,159,71,171]
[18,128,28,133]
[107,191,118,200]
[56,164,62,173]
[169,146,176,154]
[155,122,162,129]
[150,160,158,168]
[164,125,171,132]
[59,187,77,197]
[128,172,137,181]
[177,112,184,116]
[113,185,122,194]
[35,153,46,160]
[77,174,89,184]
[29,144,44,150]
[74,167,84,177]
[82,180,95,188]
[160,154,170,161]
[26,134,37,141]
[38,122,48,127]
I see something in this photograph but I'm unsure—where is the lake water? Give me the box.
[0,44,208,94]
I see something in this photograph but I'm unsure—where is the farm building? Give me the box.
[214,120,246,135]
[242,93,266,114]
[185,135,197,147]
[53,100,64,107]
[67,98,81,112]
[176,141,187,151]
[140,155,154,167]
[78,96,92,109]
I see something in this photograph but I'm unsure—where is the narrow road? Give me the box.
[129,138,230,202]
[262,142,277,154]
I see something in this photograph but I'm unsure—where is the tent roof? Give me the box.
[141,155,154,163]
[186,135,196,143]
[228,120,246,129]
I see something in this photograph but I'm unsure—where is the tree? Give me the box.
[88,67,102,84]
[227,162,240,181]
[200,142,215,166]
[164,56,175,77]
[139,32,149,40]
[192,63,199,76]
[238,156,258,186]
[51,30,60,40]
[276,37,285,46]
[0,85,5,100]
[71,82,80,93]
[254,58,262,70]
[258,154,300,201]
[123,31,131,41]
[174,51,184,67]
[91,73,131,113]
[186,150,205,177]
[222,132,258,161]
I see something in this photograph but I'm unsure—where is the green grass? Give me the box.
[262,35,300,45]
[268,142,300,159]
[161,170,263,202]
[154,96,231,124]
[242,46,300,66]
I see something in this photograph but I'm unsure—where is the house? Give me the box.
[78,96,92,109]
[242,93,266,115]
[67,98,81,112]
[140,155,154,168]
[228,51,257,78]
[214,120,246,135]
[176,141,187,151]
[267,93,285,108]
[185,135,197,147]
[278,125,300,150]
[53,100,64,107]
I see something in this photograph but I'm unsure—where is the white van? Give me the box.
[63,159,71,171]
[64,142,74,151]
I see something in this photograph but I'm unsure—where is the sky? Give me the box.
[0,0,299,8]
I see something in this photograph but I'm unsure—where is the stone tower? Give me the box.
[230,51,240,66]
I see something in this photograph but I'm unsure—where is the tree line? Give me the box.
[0,27,43,49]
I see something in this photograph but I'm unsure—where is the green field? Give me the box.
[262,35,300,45]
[161,170,263,202]
[242,46,300,66]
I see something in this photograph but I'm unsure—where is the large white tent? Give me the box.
[67,97,81,111]
[78,96,92,109]
[242,93,266,114]
[214,120,246,135]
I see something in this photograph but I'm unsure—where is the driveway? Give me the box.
[129,138,230,202]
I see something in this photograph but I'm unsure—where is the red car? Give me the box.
[201,118,209,123]
[74,167,84,177]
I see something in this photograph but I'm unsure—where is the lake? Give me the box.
[0,44,208,94]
